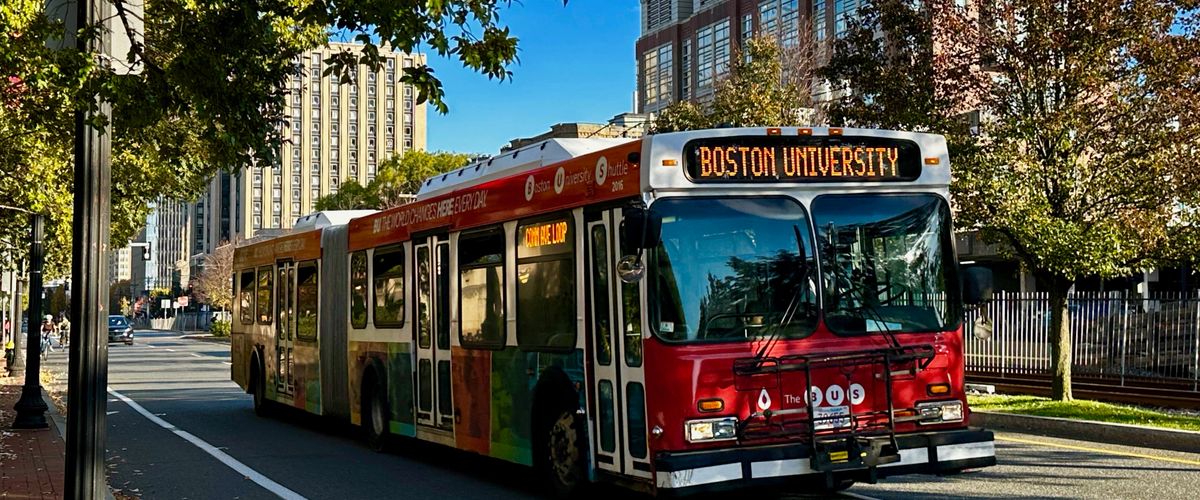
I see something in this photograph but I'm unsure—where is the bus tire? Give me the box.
[541,408,585,497]
[363,370,389,452]
[251,356,270,417]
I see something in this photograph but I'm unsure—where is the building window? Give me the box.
[681,39,692,99]
[696,19,731,91]
[644,0,673,32]
[515,216,576,351]
[459,229,505,348]
[372,245,405,327]
[781,0,800,47]
[761,0,779,35]
[814,0,828,41]
[350,251,368,328]
[835,0,862,36]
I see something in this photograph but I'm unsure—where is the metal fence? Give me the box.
[965,291,1200,391]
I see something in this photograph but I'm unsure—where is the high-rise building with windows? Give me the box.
[636,1,854,113]
[188,43,428,263]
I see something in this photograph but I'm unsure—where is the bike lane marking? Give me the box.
[107,387,307,500]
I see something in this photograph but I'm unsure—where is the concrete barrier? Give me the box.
[970,411,1200,454]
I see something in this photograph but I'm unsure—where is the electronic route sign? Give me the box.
[684,135,923,183]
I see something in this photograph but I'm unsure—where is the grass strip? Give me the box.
[968,394,1200,432]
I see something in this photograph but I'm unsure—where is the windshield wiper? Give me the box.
[752,224,813,364]
[825,222,902,350]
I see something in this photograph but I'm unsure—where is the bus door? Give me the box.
[415,236,454,430]
[587,210,651,479]
[275,260,296,397]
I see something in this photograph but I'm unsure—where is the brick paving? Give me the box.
[0,377,65,499]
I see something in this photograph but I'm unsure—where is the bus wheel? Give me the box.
[364,380,389,452]
[252,361,270,417]
[542,410,584,497]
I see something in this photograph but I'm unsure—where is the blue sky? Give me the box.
[425,2,641,155]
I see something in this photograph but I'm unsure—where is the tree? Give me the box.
[652,35,823,132]
[371,150,473,208]
[313,180,382,211]
[193,244,234,311]
[2,0,557,276]
[312,150,472,210]
[826,0,1200,400]
[109,279,132,312]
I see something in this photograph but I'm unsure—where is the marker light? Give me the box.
[697,399,725,413]
[662,159,678,167]
[829,128,844,136]
[798,128,813,135]
[925,157,941,165]
[767,127,782,135]
[685,417,738,442]
[927,383,951,396]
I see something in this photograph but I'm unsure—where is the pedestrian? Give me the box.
[40,314,56,359]
[58,314,70,348]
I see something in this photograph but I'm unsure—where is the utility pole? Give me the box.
[11,214,47,429]
[66,0,113,496]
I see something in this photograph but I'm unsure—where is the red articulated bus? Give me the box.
[231,127,996,496]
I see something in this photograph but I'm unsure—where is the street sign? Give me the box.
[177,296,189,308]
[160,299,170,309]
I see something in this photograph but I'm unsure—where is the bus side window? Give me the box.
[515,216,576,351]
[459,228,505,349]
[350,251,368,329]
[373,245,405,328]
[256,265,273,324]
[239,270,256,325]
[296,260,319,340]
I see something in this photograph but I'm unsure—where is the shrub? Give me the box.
[210,319,231,338]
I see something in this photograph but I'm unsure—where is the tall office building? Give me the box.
[130,198,191,294]
[189,42,428,261]
[635,0,860,113]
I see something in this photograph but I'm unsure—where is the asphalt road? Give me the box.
[42,331,1200,499]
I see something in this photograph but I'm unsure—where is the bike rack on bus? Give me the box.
[732,344,936,473]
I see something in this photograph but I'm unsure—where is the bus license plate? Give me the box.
[814,406,851,430]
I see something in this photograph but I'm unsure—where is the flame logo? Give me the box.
[757,388,772,411]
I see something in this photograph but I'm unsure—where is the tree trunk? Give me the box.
[1047,278,1073,401]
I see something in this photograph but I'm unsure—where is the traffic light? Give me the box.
[140,243,151,261]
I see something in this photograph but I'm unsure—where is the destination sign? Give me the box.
[685,136,923,183]
[518,218,573,259]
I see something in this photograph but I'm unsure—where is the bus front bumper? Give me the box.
[653,428,995,495]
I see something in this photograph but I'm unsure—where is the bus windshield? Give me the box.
[812,194,959,335]
[650,197,818,343]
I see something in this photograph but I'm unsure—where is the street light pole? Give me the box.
[65,0,112,496]
[12,213,49,429]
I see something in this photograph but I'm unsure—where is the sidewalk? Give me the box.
[0,376,65,499]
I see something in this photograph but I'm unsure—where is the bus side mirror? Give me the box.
[962,267,994,306]
[620,207,662,252]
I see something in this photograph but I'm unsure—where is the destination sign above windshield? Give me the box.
[684,136,923,183]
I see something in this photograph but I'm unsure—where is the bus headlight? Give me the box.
[685,417,738,442]
[916,400,963,424]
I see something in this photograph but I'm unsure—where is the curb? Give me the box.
[179,334,230,344]
[970,410,1200,454]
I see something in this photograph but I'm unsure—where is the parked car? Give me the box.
[108,315,134,345]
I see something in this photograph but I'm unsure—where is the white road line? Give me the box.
[145,344,157,348]
[191,353,204,358]
[107,388,306,500]
[840,491,884,500]
[165,348,176,352]
[223,362,233,366]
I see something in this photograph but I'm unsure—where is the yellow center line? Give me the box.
[996,435,1200,467]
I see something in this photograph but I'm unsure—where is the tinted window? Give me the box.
[417,246,431,348]
[590,225,612,365]
[108,316,128,328]
[256,266,273,324]
[297,261,319,340]
[460,230,505,349]
[239,271,255,325]
[623,276,643,367]
[516,216,576,351]
[436,243,450,350]
[373,245,405,327]
[350,252,368,329]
